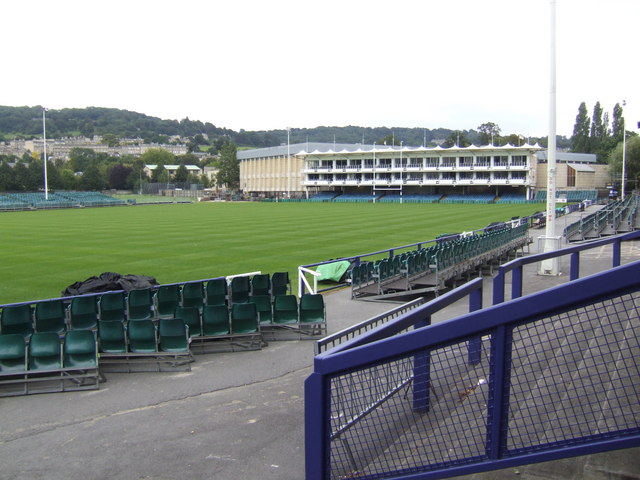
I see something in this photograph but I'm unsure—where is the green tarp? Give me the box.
[316,261,351,283]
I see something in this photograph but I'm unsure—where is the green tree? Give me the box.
[109,164,133,190]
[173,163,189,183]
[60,169,80,190]
[571,102,591,153]
[442,131,471,148]
[80,163,107,190]
[216,142,239,190]
[608,135,640,194]
[611,102,625,142]
[151,163,168,183]
[477,122,501,145]
[101,133,120,147]
[589,101,604,154]
[376,134,401,146]
[69,148,98,172]
[140,148,175,167]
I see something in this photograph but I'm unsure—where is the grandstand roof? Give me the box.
[536,151,597,163]
[237,143,360,160]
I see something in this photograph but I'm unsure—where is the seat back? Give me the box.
[271,272,291,296]
[158,318,189,352]
[34,300,67,334]
[28,332,62,370]
[299,294,326,324]
[99,292,126,322]
[154,285,180,319]
[69,296,98,330]
[1,304,33,337]
[230,276,250,304]
[201,305,230,336]
[64,330,97,368]
[181,282,204,311]
[98,320,127,353]
[273,295,299,324]
[174,306,201,337]
[251,274,271,297]
[231,303,258,334]
[205,278,228,306]
[250,295,273,325]
[127,288,153,321]
[0,334,27,373]
[127,320,157,353]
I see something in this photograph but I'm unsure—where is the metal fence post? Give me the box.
[412,316,432,413]
[468,286,483,366]
[493,267,505,305]
[613,239,621,267]
[305,371,328,480]
[570,251,580,281]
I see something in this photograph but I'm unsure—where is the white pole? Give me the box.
[400,141,404,203]
[287,128,291,197]
[540,0,559,274]
[42,107,49,200]
[621,100,626,200]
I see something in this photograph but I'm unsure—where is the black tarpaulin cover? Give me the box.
[62,272,159,297]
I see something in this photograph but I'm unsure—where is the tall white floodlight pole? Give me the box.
[287,128,291,198]
[540,0,560,275]
[42,107,49,200]
[621,100,627,200]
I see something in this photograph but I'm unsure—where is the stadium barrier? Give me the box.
[305,231,640,479]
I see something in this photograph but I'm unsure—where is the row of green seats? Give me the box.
[0,330,97,373]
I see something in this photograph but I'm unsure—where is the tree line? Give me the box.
[0,143,239,193]
[569,101,639,192]
[0,105,568,151]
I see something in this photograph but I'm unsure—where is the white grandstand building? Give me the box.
[238,143,608,200]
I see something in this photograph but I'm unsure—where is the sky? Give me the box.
[2,0,638,139]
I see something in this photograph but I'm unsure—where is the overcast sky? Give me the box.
[2,0,638,138]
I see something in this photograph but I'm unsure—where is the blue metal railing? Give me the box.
[306,234,640,479]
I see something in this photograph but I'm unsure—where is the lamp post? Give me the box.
[42,107,49,200]
[539,0,560,275]
[621,100,627,200]
[287,128,291,198]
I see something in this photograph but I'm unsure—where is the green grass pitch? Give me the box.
[0,202,545,304]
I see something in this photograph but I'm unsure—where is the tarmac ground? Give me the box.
[1,205,638,480]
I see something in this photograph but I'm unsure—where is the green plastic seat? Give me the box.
[127,319,157,353]
[299,294,326,324]
[231,303,258,334]
[0,334,27,373]
[1,304,33,337]
[98,320,127,353]
[34,300,67,334]
[271,272,291,296]
[201,305,230,337]
[181,282,204,311]
[99,292,126,323]
[174,306,201,337]
[64,330,97,368]
[127,288,154,321]
[205,278,228,306]
[250,274,271,297]
[230,276,250,304]
[250,295,273,325]
[273,295,298,325]
[158,318,189,353]
[28,332,62,371]
[69,296,98,330]
[154,285,181,319]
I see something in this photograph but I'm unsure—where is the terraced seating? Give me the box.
[0,329,100,396]
[351,224,531,299]
[440,193,495,204]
